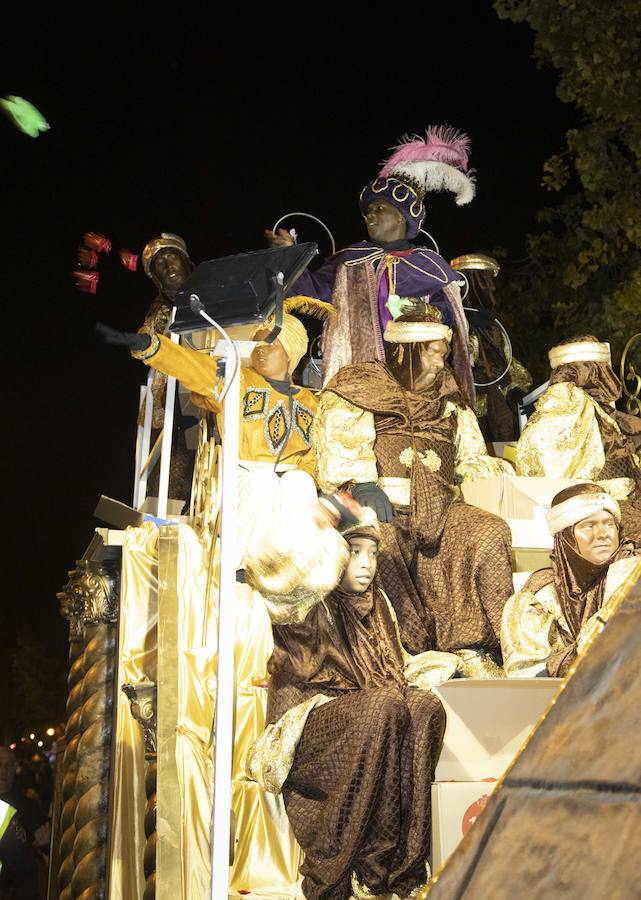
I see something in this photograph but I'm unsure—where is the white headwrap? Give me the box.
[548,340,611,369]
[546,488,621,536]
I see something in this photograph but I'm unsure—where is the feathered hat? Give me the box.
[359,126,476,238]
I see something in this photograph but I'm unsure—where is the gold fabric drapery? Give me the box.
[107,520,304,897]
[109,523,159,900]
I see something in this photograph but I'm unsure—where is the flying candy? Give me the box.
[0,96,49,138]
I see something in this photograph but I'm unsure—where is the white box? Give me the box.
[432,678,561,782]
[432,781,498,871]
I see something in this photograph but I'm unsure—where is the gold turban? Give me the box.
[251,313,309,374]
[142,232,189,276]
[548,340,611,369]
[450,253,500,277]
[383,320,453,344]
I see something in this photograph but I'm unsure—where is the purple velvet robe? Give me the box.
[291,241,473,398]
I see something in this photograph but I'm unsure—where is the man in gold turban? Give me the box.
[502,482,640,678]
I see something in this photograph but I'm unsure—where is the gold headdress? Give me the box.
[250,296,334,374]
[142,232,189,276]
[548,340,611,369]
[450,253,500,277]
[384,303,453,345]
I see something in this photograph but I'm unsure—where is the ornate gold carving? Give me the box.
[55,552,120,900]
[57,559,120,637]
[620,332,640,416]
[122,682,157,755]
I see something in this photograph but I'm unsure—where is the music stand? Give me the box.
[169,242,318,342]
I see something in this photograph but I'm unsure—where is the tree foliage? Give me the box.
[493,0,641,381]
[11,625,67,734]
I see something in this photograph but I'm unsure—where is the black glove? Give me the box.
[506,386,527,409]
[96,322,151,352]
[465,307,497,329]
[351,482,395,523]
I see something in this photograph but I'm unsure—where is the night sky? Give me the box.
[1,6,569,735]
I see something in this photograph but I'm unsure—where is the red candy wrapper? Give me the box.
[83,231,112,254]
[77,247,99,268]
[72,270,99,294]
[119,249,139,271]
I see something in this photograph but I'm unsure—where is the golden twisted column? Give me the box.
[55,554,120,900]
[122,681,157,900]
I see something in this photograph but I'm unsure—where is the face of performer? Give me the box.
[573,510,619,564]
[250,329,290,381]
[0,746,17,794]
[364,200,407,243]
[341,537,378,593]
[150,249,191,295]
[413,339,450,390]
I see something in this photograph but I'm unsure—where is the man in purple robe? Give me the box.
[266,126,477,401]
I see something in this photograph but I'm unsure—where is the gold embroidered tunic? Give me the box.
[133,334,317,478]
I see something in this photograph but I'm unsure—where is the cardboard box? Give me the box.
[432,678,561,782]
[432,781,499,871]
[462,475,584,548]
[462,475,583,520]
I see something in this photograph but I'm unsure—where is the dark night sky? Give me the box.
[1,5,570,733]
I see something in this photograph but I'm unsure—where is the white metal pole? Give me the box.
[156,332,180,519]
[210,343,240,899]
[134,369,156,508]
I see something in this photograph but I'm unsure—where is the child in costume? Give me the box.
[247,516,447,900]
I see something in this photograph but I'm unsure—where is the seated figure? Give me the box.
[502,482,640,678]
[315,303,515,666]
[248,517,446,900]
[100,306,350,612]
[515,334,641,540]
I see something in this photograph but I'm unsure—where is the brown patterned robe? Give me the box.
[324,363,514,658]
[267,586,446,900]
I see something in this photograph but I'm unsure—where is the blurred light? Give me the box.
[29,733,35,740]
[9,743,16,750]
[21,737,26,742]
[46,728,55,737]
[37,741,44,747]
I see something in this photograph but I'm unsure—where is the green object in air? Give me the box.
[1,96,50,137]
[384,294,413,320]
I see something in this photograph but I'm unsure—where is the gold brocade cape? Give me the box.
[502,553,641,678]
[521,535,640,677]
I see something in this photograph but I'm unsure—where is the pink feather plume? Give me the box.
[379,125,471,175]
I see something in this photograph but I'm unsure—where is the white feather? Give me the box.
[390,161,476,206]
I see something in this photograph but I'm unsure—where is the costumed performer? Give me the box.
[266,126,476,400]
[515,334,641,540]
[247,515,446,900]
[502,482,640,678]
[450,252,532,440]
[137,232,197,502]
[315,302,515,668]
[98,301,351,615]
